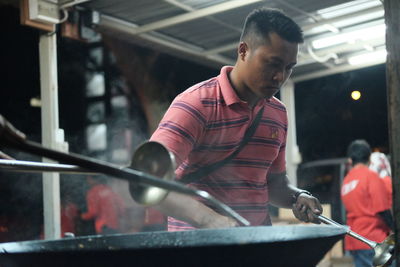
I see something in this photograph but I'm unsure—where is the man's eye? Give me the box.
[268,62,281,69]
[286,65,295,71]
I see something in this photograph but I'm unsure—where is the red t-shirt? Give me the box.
[341,164,391,250]
[151,66,288,230]
[81,184,126,234]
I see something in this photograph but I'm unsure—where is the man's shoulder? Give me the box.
[346,165,378,179]
[174,77,221,108]
[264,97,288,125]
[267,97,287,110]
[183,77,220,95]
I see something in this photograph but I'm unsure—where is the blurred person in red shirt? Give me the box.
[341,140,393,267]
[60,194,79,237]
[81,175,126,235]
[39,194,80,239]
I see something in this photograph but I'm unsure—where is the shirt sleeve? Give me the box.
[268,109,288,174]
[150,93,206,167]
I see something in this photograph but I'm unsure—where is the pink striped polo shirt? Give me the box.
[150,66,288,231]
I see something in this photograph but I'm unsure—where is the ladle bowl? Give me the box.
[317,215,394,267]
[128,141,176,205]
[373,233,395,266]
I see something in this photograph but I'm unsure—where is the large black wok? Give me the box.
[0,225,345,267]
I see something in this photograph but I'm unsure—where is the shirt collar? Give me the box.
[217,66,242,106]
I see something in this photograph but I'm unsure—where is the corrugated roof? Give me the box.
[80,0,385,82]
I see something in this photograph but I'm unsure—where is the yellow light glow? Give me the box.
[351,90,361,100]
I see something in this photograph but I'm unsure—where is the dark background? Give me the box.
[295,64,388,162]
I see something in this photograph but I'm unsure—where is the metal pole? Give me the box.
[280,79,302,186]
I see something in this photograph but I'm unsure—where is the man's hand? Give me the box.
[292,193,323,224]
[156,192,240,229]
[199,213,239,229]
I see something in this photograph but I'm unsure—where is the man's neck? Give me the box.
[353,162,368,168]
[228,67,260,109]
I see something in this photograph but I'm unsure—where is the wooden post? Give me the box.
[384,0,400,264]
[39,32,61,240]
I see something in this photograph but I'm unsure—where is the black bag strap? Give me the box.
[180,106,264,185]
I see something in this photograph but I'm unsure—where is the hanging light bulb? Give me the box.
[351,90,361,100]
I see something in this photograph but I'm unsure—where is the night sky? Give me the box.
[295,64,388,162]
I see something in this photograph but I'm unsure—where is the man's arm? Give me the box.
[267,172,322,223]
[155,192,238,229]
[81,191,97,220]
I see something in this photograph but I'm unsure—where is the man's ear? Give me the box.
[238,42,248,61]
[347,158,352,166]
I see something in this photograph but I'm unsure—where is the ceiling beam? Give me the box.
[97,14,233,66]
[302,5,382,31]
[292,58,385,83]
[164,0,242,32]
[202,5,383,56]
[124,0,263,35]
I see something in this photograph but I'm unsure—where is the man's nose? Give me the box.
[272,71,284,83]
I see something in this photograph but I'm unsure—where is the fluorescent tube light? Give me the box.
[312,24,385,49]
[348,49,387,65]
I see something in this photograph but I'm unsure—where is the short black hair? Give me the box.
[347,139,371,165]
[240,8,303,48]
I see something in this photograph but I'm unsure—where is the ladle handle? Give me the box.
[317,215,377,248]
[0,159,97,174]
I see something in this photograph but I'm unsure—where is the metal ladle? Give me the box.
[317,215,394,266]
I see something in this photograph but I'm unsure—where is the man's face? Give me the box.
[241,32,299,99]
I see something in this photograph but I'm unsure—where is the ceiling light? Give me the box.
[348,49,387,65]
[316,0,381,19]
[363,45,374,51]
[312,24,385,49]
[351,91,361,100]
[323,24,339,33]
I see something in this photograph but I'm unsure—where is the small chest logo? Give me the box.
[270,127,279,139]
[341,180,359,196]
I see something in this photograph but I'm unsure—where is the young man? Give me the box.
[150,8,322,231]
[341,140,393,267]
